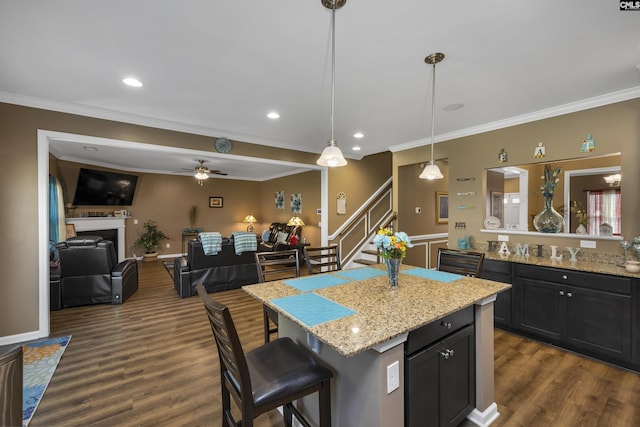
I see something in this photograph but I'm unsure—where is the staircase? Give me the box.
[327,178,395,269]
[351,212,397,266]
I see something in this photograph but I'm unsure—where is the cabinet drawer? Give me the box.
[482,259,512,276]
[406,306,474,355]
[514,264,631,295]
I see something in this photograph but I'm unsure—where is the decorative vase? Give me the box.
[385,257,402,289]
[576,223,587,234]
[533,198,564,233]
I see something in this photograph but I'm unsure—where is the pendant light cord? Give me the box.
[430,61,436,164]
[330,1,336,143]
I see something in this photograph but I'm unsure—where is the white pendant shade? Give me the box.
[316,141,347,167]
[419,52,445,180]
[316,0,347,168]
[419,162,444,180]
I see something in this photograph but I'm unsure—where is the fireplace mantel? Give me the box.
[66,217,127,262]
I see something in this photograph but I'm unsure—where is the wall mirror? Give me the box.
[485,153,621,235]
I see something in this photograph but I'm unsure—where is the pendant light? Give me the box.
[419,52,445,180]
[316,0,347,167]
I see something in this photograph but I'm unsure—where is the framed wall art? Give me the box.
[436,192,448,224]
[290,193,302,214]
[275,190,284,209]
[209,196,223,208]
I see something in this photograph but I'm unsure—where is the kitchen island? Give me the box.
[243,264,511,426]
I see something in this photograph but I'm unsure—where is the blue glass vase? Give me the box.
[533,198,563,233]
[385,258,402,289]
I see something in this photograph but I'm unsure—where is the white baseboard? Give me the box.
[467,402,500,427]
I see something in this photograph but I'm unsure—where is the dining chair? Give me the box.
[196,283,333,427]
[254,249,300,343]
[303,245,342,275]
[436,248,485,277]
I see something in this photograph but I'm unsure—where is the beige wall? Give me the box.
[395,98,640,254]
[327,151,392,234]
[56,159,267,257]
[0,102,390,339]
[258,170,322,246]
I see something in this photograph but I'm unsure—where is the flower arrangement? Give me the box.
[571,201,588,226]
[373,228,413,259]
[540,164,561,201]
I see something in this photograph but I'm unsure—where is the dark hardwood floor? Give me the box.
[33,260,640,426]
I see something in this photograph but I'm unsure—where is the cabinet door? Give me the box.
[405,343,440,427]
[515,278,565,341]
[440,325,475,427]
[480,259,512,327]
[566,286,631,362]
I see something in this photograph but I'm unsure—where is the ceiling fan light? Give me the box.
[194,170,209,180]
[317,141,347,167]
[419,162,444,180]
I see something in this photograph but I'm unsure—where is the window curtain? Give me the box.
[587,189,621,235]
[49,174,66,243]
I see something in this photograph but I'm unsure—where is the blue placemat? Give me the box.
[283,275,349,291]
[271,293,356,327]
[334,267,386,281]
[403,267,463,283]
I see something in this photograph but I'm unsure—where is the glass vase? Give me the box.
[533,198,564,233]
[385,257,402,289]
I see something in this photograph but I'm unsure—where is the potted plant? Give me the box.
[135,220,169,261]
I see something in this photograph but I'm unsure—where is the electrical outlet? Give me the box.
[498,234,509,242]
[166,243,170,249]
[134,219,138,225]
[580,240,596,248]
[387,361,399,394]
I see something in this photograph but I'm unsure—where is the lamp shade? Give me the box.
[287,216,305,226]
[419,162,444,180]
[316,142,347,167]
[243,215,257,223]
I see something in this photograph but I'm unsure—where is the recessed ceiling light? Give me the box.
[122,77,143,88]
[267,111,280,119]
[352,146,361,151]
[353,132,364,138]
[443,103,464,111]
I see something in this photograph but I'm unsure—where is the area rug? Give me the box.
[22,335,71,426]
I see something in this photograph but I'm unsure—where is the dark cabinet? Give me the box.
[479,259,512,327]
[405,307,475,427]
[514,264,632,363]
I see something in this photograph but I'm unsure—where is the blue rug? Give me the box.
[22,335,71,426]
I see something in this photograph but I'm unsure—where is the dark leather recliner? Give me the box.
[258,222,302,252]
[56,236,138,307]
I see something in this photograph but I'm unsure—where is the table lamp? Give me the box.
[287,216,305,227]
[243,215,257,232]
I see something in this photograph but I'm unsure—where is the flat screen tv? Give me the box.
[72,168,139,206]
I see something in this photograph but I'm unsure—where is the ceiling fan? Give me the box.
[178,160,227,185]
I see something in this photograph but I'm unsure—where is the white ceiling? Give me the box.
[2,1,640,179]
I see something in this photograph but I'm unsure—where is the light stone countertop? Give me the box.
[482,252,640,278]
[243,264,511,357]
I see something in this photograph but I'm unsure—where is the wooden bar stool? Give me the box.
[197,283,333,427]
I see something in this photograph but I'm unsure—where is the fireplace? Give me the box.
[76,228,118,255]
[66,217,127,261]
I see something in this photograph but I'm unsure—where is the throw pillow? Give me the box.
[276,231,289,244]
[261,230,271,242]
